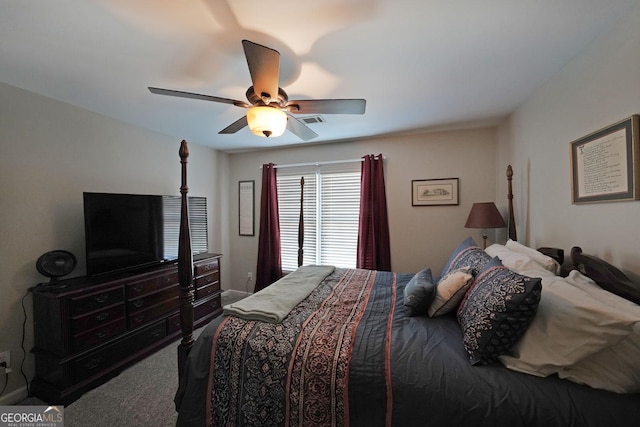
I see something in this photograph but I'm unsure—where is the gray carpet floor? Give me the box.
[32,290,247,427]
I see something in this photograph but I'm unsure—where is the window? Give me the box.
[277,163,361,271]
[161,196,208,259]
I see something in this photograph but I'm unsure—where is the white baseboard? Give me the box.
[0,385,28,405]
[223,290,251,298]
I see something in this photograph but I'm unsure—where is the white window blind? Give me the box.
[277,163,361,271]
[162,196,208,259]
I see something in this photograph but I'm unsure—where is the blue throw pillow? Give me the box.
[440,237,491,279]
[457,257,542,365]
[403,268,437,317]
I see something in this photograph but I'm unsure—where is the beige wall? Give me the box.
[226,128,497,292]
[0,82,228,403]
[496,1,640,276]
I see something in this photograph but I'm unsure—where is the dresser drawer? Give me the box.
[70,287,124,316]
[126,271,179,298]
[128,297,180,329]
[166,312,182,335]
[196,281,220,300]
[127,286,180,313]
[194,294,222,319]
[166,294,222,334]
[71,303,125,335]
[194,258,219,277]
[72,318,127,353]
[71,321,166,384]
[195,271,219,289]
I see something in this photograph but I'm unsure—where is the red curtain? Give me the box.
[255,163,283,292]
[357,154,391,270]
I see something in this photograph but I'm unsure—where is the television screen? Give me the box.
[83,192,208,277]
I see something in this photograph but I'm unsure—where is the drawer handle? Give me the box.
[132,285,143,293]
[95,312,109,322]
[96,330,109,339]
[151,329,162,338]
[133,314,145,324]
[164,277,172,284]
[95,294,109,304]
[132,300,144,308]
[83,356,103,370]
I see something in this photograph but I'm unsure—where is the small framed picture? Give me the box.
[412,178,459,206]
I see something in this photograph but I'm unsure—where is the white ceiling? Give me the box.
[1,0,635,152]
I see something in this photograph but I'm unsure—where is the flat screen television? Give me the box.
[83,192,208,277]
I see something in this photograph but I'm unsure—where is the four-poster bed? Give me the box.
[174,140,640,426]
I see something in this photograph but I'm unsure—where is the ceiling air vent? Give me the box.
[300,115,326,124]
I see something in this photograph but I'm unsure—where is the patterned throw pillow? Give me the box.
[457,257,542,365]
[403,268,437,316]
[428,267,474,317]
[440,237,492,278]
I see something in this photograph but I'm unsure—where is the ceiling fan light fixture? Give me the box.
[246,106,287,138]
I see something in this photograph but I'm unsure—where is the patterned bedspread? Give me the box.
[207,268,397,427]
[175,267,640,427]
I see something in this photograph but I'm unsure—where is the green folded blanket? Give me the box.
[223,265,335,323]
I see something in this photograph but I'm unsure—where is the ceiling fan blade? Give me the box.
[242,40,280,104]
[286,115,319,141]
[286,99,366,115]
[148,87,249,108]
[219,115,248,134]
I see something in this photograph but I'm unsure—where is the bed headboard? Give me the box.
[571,246,640,305]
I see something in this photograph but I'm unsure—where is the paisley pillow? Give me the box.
[457,257,542,365]
[440,237,491,279]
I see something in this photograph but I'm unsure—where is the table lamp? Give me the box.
[464,202,506,249]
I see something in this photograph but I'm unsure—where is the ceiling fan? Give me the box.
[149,40,366,141]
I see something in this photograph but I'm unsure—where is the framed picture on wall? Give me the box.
[570,115,639,204]
[412,178,459,206]
[239,180,255,236]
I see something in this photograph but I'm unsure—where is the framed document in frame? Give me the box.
[570,115,639,204]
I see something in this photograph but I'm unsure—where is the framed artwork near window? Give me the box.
[239,180,255,236]
[412,178,459,206]
[570,115,639,204]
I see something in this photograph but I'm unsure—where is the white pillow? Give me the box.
[485,244,555,278]
[564,270,640,314]
[499,274,638,377]
[558,322,640,393]
[552,270,640,393]
[427,267,474,317]
[505,239,561,275]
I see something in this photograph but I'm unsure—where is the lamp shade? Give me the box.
[464,202,506,229]
[246,106,287,138]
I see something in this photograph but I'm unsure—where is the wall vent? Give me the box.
[300,115,326,124]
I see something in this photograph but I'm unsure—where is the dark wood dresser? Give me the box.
[31,253,222,405]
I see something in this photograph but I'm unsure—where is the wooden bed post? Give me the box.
[298,176,304,267]
[506,165,517,242]
[177,140,195,379]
